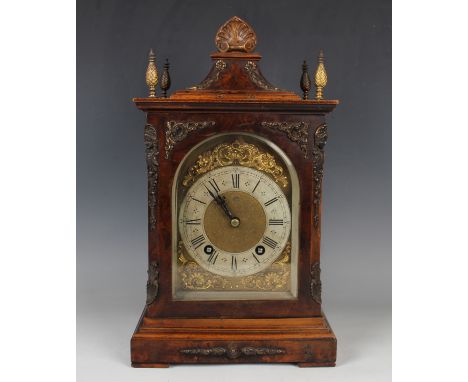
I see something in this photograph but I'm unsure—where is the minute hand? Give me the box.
[204,185,235,220]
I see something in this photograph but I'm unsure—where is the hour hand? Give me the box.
[218,194,235,220]
[218,195,240,227]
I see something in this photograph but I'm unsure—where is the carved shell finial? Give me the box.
[215,16,257,53]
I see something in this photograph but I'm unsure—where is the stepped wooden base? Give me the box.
[131,313,336,367]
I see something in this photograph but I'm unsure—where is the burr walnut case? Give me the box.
[131,16,339,367]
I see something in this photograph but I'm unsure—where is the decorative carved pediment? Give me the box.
[168,16,301,100]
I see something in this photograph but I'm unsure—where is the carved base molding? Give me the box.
[131,316,336,367]
[180,346,285,359]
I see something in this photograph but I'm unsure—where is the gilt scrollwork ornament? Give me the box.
[315,123,328,149]
[312,124,328,228]
[310,261,322,304]
[146,261,159,305]
[190,60,227,90]
[182,139,288,188]
[144,124,159,231]
[261,121,310,158]
[165,121,215,159]
[178,241,291,291]
[244,61,279,91]
[180,346,285,359]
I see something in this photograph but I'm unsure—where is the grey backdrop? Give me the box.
[77,0,391,380]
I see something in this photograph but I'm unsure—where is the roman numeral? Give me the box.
[231,256,237,271]
[191,235,205,249]
[264,197,279,206]
[252,253,260,263]
[208,179,220,192]
[262,236,278,249]
[191,197,206,205]
[268,219,284,226]
[185,218,201,225]
[252,179,260,193]
[232,173,240,188]
[207,251,218,264]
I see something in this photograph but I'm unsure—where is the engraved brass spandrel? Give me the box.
[165,121,216,159]
[261,121,310,158]
[177,241,291,291]
[182,139,288,188]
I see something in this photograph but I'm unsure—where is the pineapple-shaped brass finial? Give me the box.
[145,49,158,97]
[300,60,311,100]
[314,50,328,100]
[160,59,171,98]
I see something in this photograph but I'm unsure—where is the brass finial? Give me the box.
[160,58,171,98]
[314,50,328,100]
[145,49,158,97]
[300,60,311,100]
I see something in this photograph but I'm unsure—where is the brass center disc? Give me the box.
[204,191,266,253]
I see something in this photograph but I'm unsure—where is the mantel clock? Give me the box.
[131,16,339,367]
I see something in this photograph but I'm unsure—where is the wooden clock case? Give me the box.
[131,17,339,367]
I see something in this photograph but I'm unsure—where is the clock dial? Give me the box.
[179,166,291,277]
[172,133,299,300]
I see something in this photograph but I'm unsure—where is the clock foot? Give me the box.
[132,362,170,368]
[297,361,336,367]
